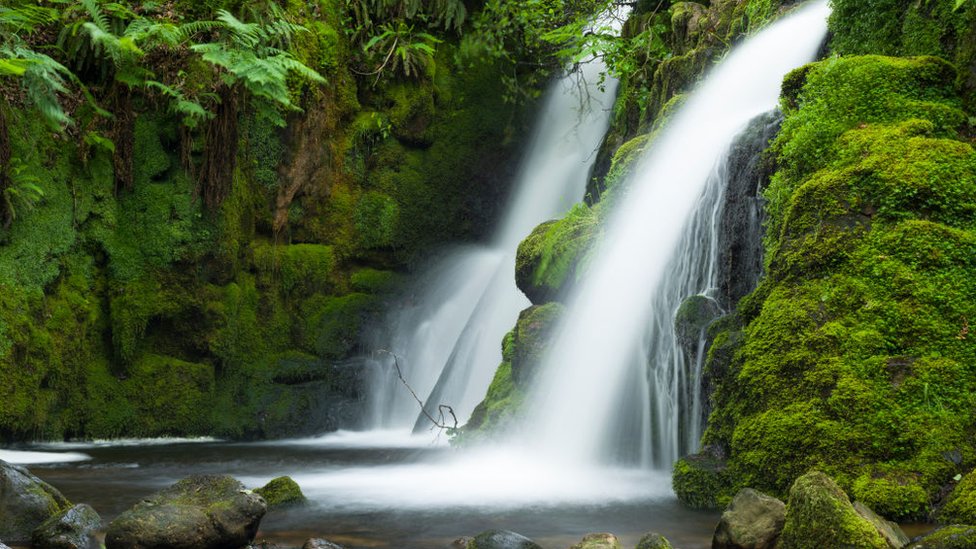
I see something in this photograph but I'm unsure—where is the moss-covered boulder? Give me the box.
[907,526,976,549]
[853,501,910,549]
[467,530,542,549]
[569,533,620,549]
[674,294,722,349]
[515,205,598,304]
[778,471,888,549]
[0,460,71,543]
[698,54,976,513]
[105,475,266,549]
[634,532,674,549]
[31,503,101,549]
[254,476,306,509]
[938,472,976,525]
[712,488,785,549]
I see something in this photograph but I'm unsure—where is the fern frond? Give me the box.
[215,10,261,48]
[80,0,111,34]
[0,6,59,34]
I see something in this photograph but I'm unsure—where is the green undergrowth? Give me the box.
[686,55,976,520]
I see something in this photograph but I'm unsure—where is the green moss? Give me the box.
[515,204,598,304]
[778,471,888,549]
[253,242,337,296]
[302,292,377,360]
[254,476,306,509]
[122,354,216,436]
[852,470,930,522]
[672,454,735,509]
[697,54,976,514]
[349,268,400,294]
[939,471,976,525]
[354,191,400,250]
[913,526,976,549]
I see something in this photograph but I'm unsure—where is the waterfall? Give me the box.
[367,22,623,430]
[519,1,830,467]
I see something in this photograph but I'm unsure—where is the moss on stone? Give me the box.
[672,453,735,509]
[778,471,888,549]
[912,525,976,549]
[515,205,598,304]
[254,476,306,509]
[939,471,976,525]
[852,470,930,522]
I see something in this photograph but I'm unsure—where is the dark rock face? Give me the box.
[712,488,785,549]
[469,529,543,549]
[105,474,266,549]
[715,110,782,310]
[302,539,345,549]
[635,532,674,549]
[0,460,71,543]
[31,503,101,549]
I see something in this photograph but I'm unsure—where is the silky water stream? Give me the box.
[7,4,833,548]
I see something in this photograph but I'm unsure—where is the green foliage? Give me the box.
[302,292,377,359]
[355,190,399,249]
[253,242,337,296]
[852,471,930,521]
[362,21,440,80]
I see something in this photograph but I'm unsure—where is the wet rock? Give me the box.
[0,460,71,543]
[452,537,474,549]
[302,539,345,549]
[906,525,976,548]
[712,488,785,549]
[468,529,543,549]
[31,503,101,549]
[570,533,621,549]
[635,532,674,549]
[778,471,888,549]
[0,541,10,549]
[105,474,266,549]
[854,501,910,549]
[674,294,722,349]
[254,476,306,509]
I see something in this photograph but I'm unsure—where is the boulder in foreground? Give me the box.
[0,460,71,543]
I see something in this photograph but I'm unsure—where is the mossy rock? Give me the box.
[672,452,735,509]
[468,530,542,549]
[938,472,976,525]
[254,476,306,509]
[569,533,621,549]
[908,525,976,549]
[635,532,674,549]
[778,471,888,549]
[852,470,930,522]
[674,294,722,348]
[0,461,71,543]
[515,205,598,305]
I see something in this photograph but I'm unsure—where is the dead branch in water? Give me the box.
[376,349,458,431]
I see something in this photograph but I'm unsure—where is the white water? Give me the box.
[368,36,620,430]
[519,0,830,468]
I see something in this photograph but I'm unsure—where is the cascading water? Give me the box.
[519,0,830,468]
[367,29,622,430]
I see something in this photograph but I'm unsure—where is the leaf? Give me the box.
[0,58,29,77]
[84,131,116,153]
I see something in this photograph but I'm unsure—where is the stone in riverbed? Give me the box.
[570,533,621,549]
[854,501,910,549]
[302,539,345,549]
[635,532,674,549]
[105,474,266,549]
[0,459,71,543]
[778,471,888,549]
[0,541,11,549]
[906,525,976,548]
[31,503,101,549]
[254,476,306,509]
[467,529,543,549]
[712,488,785,549]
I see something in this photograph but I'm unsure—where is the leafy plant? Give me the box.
[362,21,440,81]
[0,159,44,229]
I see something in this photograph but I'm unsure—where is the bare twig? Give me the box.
[376,349,458,431]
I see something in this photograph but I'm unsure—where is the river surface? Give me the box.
[8,434,720,549]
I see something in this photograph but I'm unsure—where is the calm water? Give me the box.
[9,434,719,549]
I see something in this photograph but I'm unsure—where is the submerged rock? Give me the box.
[468,529,543,549]
[907,525,976,548]
[778,471,888,549]
[302,539,345,549]
[105,474,266,549]
[635,532,673,549]
[0,460,71,543]
[570,533,621,549]
[853,501,910,549]
[255,476,306,509]
[31,503,101,549]
[712,488,785,549]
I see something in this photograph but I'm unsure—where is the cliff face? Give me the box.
[0,0,532,440]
